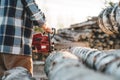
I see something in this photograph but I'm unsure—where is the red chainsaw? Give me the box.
[32,28,56,61]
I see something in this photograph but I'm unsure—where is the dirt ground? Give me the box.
[33,61,47,80]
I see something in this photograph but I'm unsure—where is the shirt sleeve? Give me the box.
[22,0,46,27]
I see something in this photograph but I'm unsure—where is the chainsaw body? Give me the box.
[32,28,55,60]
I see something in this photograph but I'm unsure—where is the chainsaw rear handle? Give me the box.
[50,28,56,39]
[48,28,56,52]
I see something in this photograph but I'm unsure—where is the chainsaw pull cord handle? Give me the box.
[48,28,56,53]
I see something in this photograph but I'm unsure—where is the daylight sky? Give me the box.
[35,0,119,29]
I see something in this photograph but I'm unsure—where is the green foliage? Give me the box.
[108,1,114,7]
[34,26,44,33]
[104,0,115,7]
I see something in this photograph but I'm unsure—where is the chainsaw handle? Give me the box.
[50,28,56,39]
[48,28,56,52]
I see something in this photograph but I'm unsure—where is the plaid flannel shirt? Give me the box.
[0,0,46,55]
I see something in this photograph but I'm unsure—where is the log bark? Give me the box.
[70,47,120,79]
[44,51,116,80]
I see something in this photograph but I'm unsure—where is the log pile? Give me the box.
[53,17,120,50]
[53,2,120,50]
[69,47,120,79]
[97,3,120,35]
[89,28,120,50]
[53,19,95,43]
[44,50,117,80]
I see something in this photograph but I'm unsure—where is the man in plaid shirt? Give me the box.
[0,0,52,77]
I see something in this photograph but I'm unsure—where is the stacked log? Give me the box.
[69,47,120,79]
[89,27,120,50]
[53,17,120,50]
[53,28,92,42]
[97,3,120,35]
[44,51,116,80]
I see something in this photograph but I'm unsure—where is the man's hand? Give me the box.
[42,24,53,33]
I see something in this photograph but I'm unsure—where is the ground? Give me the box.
[33,61,47,80]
